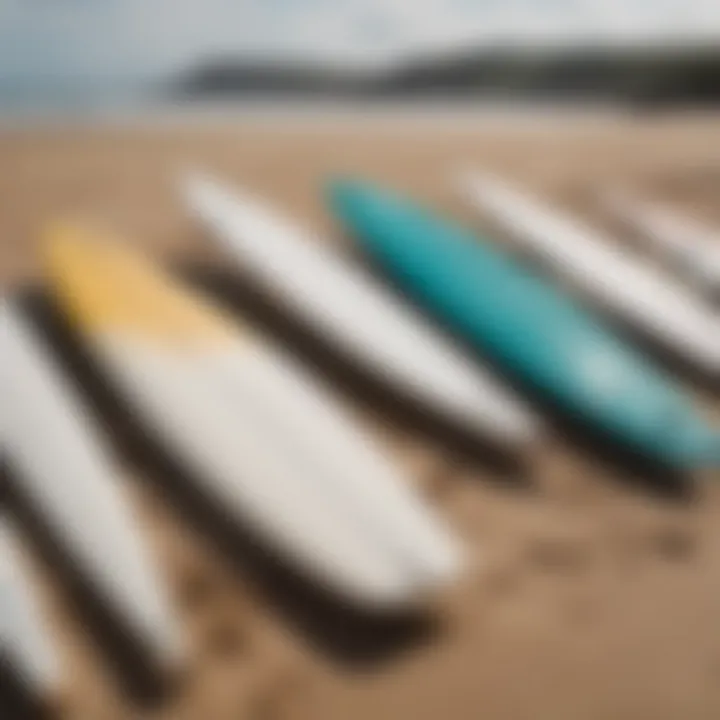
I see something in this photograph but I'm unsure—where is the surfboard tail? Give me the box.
[705,434,720,468]
[662,421,720,470]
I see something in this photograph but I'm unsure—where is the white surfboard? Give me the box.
[603,190,720,299]
[0,517,60,699]
[42,226,463,609]
[459,172,720,375]
[0,301,182,670]
[181,172,540,452]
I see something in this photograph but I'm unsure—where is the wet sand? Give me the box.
[1,111,719,720]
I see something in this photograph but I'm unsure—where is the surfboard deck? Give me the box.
[182,173,540,452]
[328,179,720,471]
[459,172,720,376]
[42,224,463,609]
[1,300,183,672]
[0,517,60,701]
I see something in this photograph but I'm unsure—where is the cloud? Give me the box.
[0,0,718,80]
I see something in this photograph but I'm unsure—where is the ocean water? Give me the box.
[0,77,152,121]
[0,77,628,128]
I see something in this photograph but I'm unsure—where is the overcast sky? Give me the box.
[1,0,718,80]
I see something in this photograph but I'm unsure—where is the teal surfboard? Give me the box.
[328,180,720,470]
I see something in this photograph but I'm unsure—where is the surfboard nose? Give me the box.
[43,222,234,348]
[327,178,426,256]
[183,171,230,217]
[326,178,379,218]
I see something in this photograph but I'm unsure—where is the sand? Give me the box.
[1,110,719,720]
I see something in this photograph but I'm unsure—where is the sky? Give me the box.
[0,0,719,81]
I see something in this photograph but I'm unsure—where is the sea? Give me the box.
[0,77,638,130]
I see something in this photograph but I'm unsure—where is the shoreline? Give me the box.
[3,97,717,133]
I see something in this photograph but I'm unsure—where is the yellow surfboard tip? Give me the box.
[43,218,115,275]
[42,220,236,348]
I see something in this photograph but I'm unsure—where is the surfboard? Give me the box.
[0,517,60,700]
[1,301,182,670]
[458,172,720,376]
[42,225,463,608]
[182,173,540,452]
[328,179,720,470]
[603,190,720,300]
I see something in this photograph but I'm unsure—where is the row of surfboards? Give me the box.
[2,170,719,705]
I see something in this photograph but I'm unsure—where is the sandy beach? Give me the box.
[1,110,719,720]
